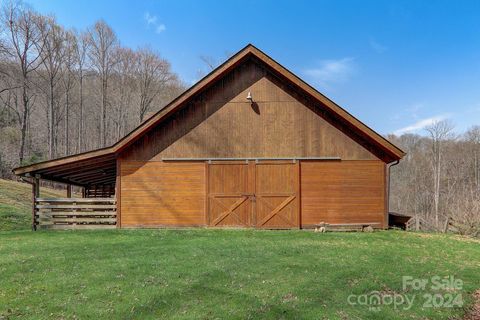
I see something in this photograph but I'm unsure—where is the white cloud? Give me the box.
[144,12,166,34]
[144,12,157,25]
[304,57,355,87]
[155,24,166,33]
[369,37,388,53]
[393,114,450,135]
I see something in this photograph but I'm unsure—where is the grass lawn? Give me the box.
[0,229,479,319]
[0,179,64,231]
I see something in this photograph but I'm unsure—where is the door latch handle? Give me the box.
[242,194,256,203]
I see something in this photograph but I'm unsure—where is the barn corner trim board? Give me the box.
[13,44,405,230]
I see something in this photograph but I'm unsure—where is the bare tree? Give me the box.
[465,126,480,190]
[0,1,45,164]
[0,3,183,180]
[136,47,174,123]
[425,120,455,228]
[87,20,118,147]
[73,30,88,152]
[37,15,65,159]
[61,30,76,155]
[112,46,135,140]
[199,55,217,71]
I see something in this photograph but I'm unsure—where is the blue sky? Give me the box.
[29,0,480,135]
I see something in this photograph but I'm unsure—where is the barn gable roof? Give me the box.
[14,44,405,179]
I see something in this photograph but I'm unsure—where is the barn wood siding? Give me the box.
[120,58,378,162]
[117,57,389,229]
[255,161,300,229]
[300,160,386,228]
[120,161,206,227]
[207,161,300,229]
[208,162,252,227]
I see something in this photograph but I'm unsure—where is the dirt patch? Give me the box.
[450,235,480,244]
[464,290,480,320]
[281,293,298,303]
[413,232,480,244]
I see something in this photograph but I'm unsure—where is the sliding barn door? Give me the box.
[255,162,299,228]
[207,161,299,229]
[300,160,386,228]
[120,161,206,227]
[208,162,253,227]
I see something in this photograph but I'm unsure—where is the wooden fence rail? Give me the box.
[35,198,117,230]
[405,216,437,232]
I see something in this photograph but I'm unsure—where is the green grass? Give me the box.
[0,179,478,318]
[0,229,478,319]
[0,179,64,231]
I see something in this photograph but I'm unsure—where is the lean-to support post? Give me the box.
[32,175,40,231]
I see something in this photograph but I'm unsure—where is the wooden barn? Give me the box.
[13,44,405,230]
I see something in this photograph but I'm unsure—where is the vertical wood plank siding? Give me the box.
[120,161,206,227]
[121,59,378,162]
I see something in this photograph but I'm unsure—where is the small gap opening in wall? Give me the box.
[161,157,341,162]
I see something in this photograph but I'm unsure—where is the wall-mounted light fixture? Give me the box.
[246,91,253,103]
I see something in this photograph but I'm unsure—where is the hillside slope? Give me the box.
[0,179,64,231]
